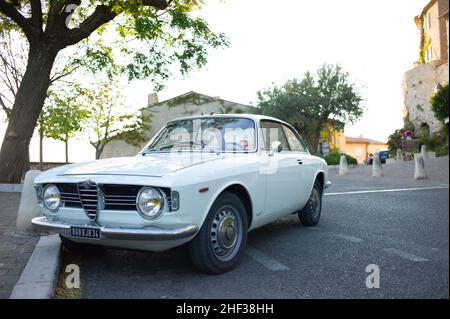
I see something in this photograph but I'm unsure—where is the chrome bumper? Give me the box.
[31,216,199,241]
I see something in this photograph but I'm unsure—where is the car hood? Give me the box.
[53,153,223,178]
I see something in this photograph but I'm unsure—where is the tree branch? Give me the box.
[65,0,172,46]
[30,0,43,31]
[142,0,171,10]
[0,0,33,39]
[0,93,12,117]
[65,4,117,46]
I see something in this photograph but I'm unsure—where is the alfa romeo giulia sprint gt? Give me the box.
[32,114,330,273]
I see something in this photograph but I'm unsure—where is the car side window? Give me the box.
[260,120,290,151]
[282,125,307,152]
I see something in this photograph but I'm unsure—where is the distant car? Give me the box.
[32,114,331,274]
[378,150,390,164]
[367,151,389,165]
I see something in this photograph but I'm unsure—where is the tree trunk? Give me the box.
[39,132,43,171]
[0,44,57,183]
[65,139,69,163]
[95,145,101,160]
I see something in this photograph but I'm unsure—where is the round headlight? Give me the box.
[136,187,165,219]
[43,184,61,212]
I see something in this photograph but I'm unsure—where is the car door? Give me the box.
[281,124,316,209]
[260,120,302,219]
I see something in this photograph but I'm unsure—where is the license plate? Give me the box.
[70,226,101,239]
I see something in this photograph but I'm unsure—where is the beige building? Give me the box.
[343,136,388,164]
[415,0,449,64]
[403,0,449,136]
[440,9,449,59]
[101,91,252,158]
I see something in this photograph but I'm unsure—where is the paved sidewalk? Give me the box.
[0,192,39,298]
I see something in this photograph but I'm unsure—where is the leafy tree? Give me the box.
[1,29,78,171]
[0,0,228,182]
[255,64,364,152]
[387,129,405,156]
[42,88,90,163]
[80,81,150,159]
[430,82,449,140]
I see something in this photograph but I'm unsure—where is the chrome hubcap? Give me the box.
[211,206,242,261]
[311,188,321,217]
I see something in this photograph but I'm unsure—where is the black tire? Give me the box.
[298,179,322,226]
[189,192,248,274]
[59,234,106,254]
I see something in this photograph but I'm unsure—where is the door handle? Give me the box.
[297,159,303,165]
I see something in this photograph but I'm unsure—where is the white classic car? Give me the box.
[32,114,330,274]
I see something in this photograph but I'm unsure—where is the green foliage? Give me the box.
[1,0,229,103]
[320,151,357,166]
[254,64,364,152]
[79,80,150,159]
[435,144,449,157]
[403,118,415,132]
[430,82,449,140]
[66,0,229,91]
[41,87,90,143]
[387,129,404,156]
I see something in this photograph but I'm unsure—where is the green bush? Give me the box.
[435,144,449,157]
[418,134,441,152]
[321,151,358,165]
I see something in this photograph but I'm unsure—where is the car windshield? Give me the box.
[142,117,256,153]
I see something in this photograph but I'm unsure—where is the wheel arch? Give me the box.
[314,171,325,192]
[207,183,254,229]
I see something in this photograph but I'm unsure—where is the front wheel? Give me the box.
[298,179,322,226]
[189,192,248,274]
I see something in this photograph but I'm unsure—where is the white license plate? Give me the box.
[70,226,101,239]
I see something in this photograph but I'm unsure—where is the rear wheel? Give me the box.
[189,192,248,274]
[298,179,322,226]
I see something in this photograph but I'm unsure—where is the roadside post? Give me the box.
[338,155,348,176]
[421,145,429,159]
[372,152,383,177]
[16,170,42,235]
[414,154,427,179]
[396,149,403,161]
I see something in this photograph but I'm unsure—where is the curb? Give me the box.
[0,184,23,193]
[9,234,61,299]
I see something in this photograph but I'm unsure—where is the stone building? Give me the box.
[100,91,253,158]
[403,0,449,136]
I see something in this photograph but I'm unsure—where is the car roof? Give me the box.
[168,113,292,126]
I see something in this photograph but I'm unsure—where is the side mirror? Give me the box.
[269,141,282,156]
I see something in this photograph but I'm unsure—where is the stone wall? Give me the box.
[403,60,449,134]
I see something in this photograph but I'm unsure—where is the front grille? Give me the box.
[102,185,140,210]
[52,183,172,216]
[59,184,82,209]
[77,182,99,220]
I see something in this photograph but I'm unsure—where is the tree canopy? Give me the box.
[255,64,364,152]
[0,0,229,182]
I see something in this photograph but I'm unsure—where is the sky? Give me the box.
[0,0,427,162]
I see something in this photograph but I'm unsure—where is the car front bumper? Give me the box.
[31,216,199,241]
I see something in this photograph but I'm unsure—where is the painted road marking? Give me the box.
[325,186,449,196]
[246,247,289,271]
[383,248,429,262]
[332,234,364,243]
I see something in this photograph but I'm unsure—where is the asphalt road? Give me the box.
[64,157,449,299]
